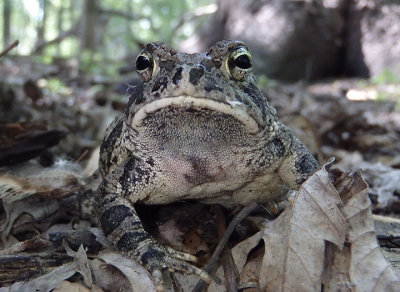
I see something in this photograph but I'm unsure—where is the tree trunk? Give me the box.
[56,2,65,56]
[35,0,47,54]
[3,0,11,49]
[79,0,98,52]
[181,0,346,81]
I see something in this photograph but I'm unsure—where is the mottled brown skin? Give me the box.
[95,40,319,284]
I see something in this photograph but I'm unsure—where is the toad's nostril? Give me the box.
[172,67,183,85]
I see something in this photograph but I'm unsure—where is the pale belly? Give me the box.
[132,111,286,205]
[138,149,286,206]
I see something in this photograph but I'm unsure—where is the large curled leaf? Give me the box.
[97,251,156,292]
[0,163,83,203]
[328,171,400,291]
[260,160,347,291]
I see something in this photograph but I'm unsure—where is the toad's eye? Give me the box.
[136,55,151,70]
[226,47,252,80]
[136,50,155,81]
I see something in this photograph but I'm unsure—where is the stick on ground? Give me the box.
[0,40,19,58]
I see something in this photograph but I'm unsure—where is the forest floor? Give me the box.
[0,56,400,291]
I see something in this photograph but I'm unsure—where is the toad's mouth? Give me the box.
[130,95,260,133]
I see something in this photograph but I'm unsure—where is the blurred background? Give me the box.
[2,0,400,80]
[1,0,216,75]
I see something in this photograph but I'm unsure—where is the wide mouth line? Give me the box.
[130,95,260,133]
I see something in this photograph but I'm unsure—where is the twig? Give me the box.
[222,249,239,292]
[0,40,19,58]
[172,4,217,34]
[98,8,145,20]
[76,149,89,163]
[33,28,76,54]
[191,201,259,292]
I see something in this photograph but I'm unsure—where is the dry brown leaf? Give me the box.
[97,250,156,292]
[175,273,204,291]
[333,152,400,210]
[209,230,263,291]
[54,281,90,292]
[88,227,110,248]
[200,162,400,291]
[232,230,263,273]
[0,235,50,255]
[0,263,77,292]
[0,163,84,240]
[64,244,93,287]
[1,197,59,238]
[207,265,226,292]
[158,218,185,251]
[54,281,103,292]
[183,229,208,255]
[238,247,263,291]
[89,258,132,292]
[0,243,99,291]
[82,146,100,177]
[330,171,400,291]
[260,160,347,291]
[0,163,83,203]
[322,242,355,292]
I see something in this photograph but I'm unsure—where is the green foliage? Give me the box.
[0,1,3,47]
[356,67,400,109]
[373,68,400,85]
[257,75,278,88]
[2,0,216,77]
[45,77,72,95]
[3,0,215,56]
[79,49,122,79]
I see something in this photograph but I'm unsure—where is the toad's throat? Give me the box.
[130,95,260,133]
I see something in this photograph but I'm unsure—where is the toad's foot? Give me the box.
[129,239,211,291]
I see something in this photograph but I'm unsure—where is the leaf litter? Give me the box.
[216,161,400,292]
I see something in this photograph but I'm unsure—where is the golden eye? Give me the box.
[136,50,156,81]
[226,47,252,80]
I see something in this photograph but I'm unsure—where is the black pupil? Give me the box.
[136,55,151,71]
[234,54,251,69]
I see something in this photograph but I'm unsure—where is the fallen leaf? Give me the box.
[88,227,110,248]
[64,244,92,287]
[89,258,132,292]
[158,218,185,251]
[0,243,100,292]
[54,281,102,292]
[339,172,400,291]
[0,235,50,255]
[183,229,208,255]
[206,265,226,292]
[82,147,100,177]
[97,250,156,292]
[335,156,400,210]
[238,247,263,291]
[231,230,263,273]
[0,263,77,292]
[0,122,66,166]
[0,163,83,203]
[260,160,347,291]
[0,197,59,238]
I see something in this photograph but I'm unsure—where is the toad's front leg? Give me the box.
[95,158,210,288]
[277,134,320,188]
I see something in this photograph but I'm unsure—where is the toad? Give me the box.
[96,40,319,286]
